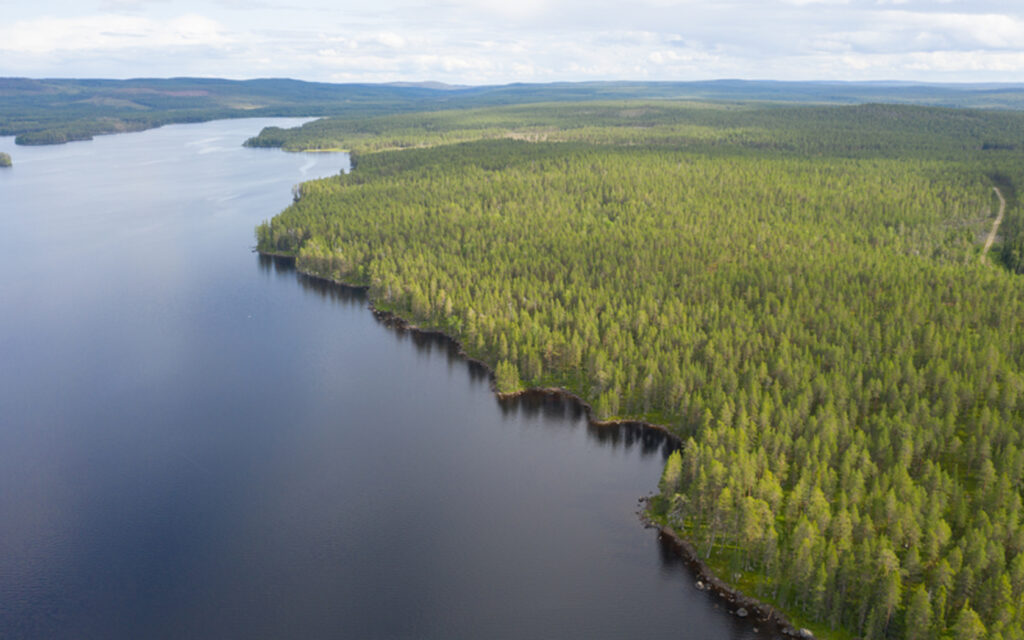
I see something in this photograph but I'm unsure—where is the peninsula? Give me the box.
[255,100,1024,640]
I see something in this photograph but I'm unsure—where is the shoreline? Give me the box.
[649,518,813,639]
[259,249,812,640]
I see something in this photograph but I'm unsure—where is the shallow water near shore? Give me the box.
[0,120,765,639]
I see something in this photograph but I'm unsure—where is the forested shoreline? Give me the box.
[256,102,1024,639]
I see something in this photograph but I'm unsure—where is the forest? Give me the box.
[255,101,1024,639]
[8,76,1024,145]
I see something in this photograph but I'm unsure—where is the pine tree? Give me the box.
[494,360,521,393]
[950,602,987,640]
[904,584,931,640]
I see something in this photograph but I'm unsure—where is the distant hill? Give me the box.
[4,77,1024,145]
[383,81,469,90]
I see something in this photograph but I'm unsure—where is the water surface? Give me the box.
[0,121,764,639]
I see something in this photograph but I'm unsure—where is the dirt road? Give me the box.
[982,186,1006,260]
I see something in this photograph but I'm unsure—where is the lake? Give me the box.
[0,120,765,639]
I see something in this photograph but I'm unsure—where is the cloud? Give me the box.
[372,32,407,49]
[803,10,1024,59]
[905,11,1024,49]
[0,14,231,55]
[466,0,551,20]
[781,0,850,5]
[3,2,1024,83]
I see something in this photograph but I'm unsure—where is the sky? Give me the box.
[3,0,1024,84]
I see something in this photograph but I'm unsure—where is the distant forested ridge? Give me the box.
[0,77,458,145]
[7,76,1024,145]
[257,101,1024,639]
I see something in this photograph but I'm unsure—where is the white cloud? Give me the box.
[906,11,1024,49]
[372,32,407,49]
[3,1,1024,83]
[0,14,231,55]
[452,0,555,21]
[781,0,850,5]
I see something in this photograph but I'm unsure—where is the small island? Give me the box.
[0,152,11,167]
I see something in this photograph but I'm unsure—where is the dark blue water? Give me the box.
[0,121,763,639]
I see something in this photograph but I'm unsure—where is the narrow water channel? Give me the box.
[0,120,766,639]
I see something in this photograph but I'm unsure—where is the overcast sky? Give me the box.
[3,0,1024,84]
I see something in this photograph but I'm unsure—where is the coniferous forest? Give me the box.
[8,77,1024,146]
[255,101,1024,639]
